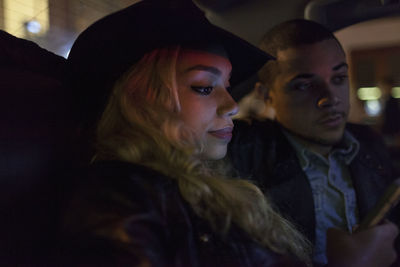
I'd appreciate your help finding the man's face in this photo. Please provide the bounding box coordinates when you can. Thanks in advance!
[269,38,349,146]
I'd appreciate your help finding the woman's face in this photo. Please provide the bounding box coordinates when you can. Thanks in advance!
[176,48,238,160]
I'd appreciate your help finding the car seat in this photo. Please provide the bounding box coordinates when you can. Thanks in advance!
[0,30,79,264]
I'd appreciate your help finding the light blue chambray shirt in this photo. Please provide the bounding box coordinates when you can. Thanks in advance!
[283,130,360,266]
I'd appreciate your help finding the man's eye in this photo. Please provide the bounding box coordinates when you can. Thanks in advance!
[332,75,348,85]
[191,86,213,95]
[294,82,312,91]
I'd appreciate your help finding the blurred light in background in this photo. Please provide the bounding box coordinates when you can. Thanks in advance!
[25,19,41,33]
[364,99,382,116]
[392,87,400,98]
[4,0,49,37]
[357,87,382,100]
[358,86,400,117]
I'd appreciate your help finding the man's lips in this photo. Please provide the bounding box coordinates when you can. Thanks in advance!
[208,127,233,140]
[318,112,345,127]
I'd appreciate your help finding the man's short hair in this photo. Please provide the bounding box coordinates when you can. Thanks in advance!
[258,19,342,87]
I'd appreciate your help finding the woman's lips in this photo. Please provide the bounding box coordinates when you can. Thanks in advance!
[208,127,233,141]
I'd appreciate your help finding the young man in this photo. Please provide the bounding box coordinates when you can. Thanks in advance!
[228,19,399,265]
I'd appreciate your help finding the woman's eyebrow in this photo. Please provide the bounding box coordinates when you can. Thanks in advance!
[185,65,222,76]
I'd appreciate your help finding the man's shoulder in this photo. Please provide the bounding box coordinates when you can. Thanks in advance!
[234,118,276,129]
[345,123,394,173]
[346,123,385,145]
[229,119,296,174]
[232,118,280,141]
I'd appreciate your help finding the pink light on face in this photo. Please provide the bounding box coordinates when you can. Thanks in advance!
[175,48,237,160]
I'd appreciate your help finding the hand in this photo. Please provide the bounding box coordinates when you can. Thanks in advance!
[326,220,398,267]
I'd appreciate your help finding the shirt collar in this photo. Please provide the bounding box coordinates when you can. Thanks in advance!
[282,129,360,171]
[334,130,360,165]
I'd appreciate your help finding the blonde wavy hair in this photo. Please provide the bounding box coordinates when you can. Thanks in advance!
[95,46,311,264]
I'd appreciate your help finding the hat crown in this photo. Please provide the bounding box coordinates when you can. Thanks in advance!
[67,0,271,125]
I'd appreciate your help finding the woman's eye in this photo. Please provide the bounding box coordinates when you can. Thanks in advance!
[191,86,214,95]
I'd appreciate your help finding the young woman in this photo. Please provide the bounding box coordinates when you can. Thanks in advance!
[60,1,397,266]
[60,1,310,266]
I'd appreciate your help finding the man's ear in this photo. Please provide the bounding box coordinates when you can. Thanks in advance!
[254,82,270,101]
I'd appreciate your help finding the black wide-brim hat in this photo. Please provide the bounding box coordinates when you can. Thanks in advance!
[67,0,273,125]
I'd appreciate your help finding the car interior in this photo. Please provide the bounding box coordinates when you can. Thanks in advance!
[1,0,400,263]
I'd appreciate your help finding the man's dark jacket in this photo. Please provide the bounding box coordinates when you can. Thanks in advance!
[228,119,398,244]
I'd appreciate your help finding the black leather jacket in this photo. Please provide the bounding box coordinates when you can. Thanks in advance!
[228,119,398,245]
[59,161,305,267]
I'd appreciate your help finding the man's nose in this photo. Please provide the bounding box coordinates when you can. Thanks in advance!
[317,84,340,109]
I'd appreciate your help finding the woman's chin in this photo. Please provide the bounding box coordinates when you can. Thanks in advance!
[200,145,227,161]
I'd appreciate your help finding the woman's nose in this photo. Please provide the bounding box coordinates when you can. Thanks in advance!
[218,90,239,117]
